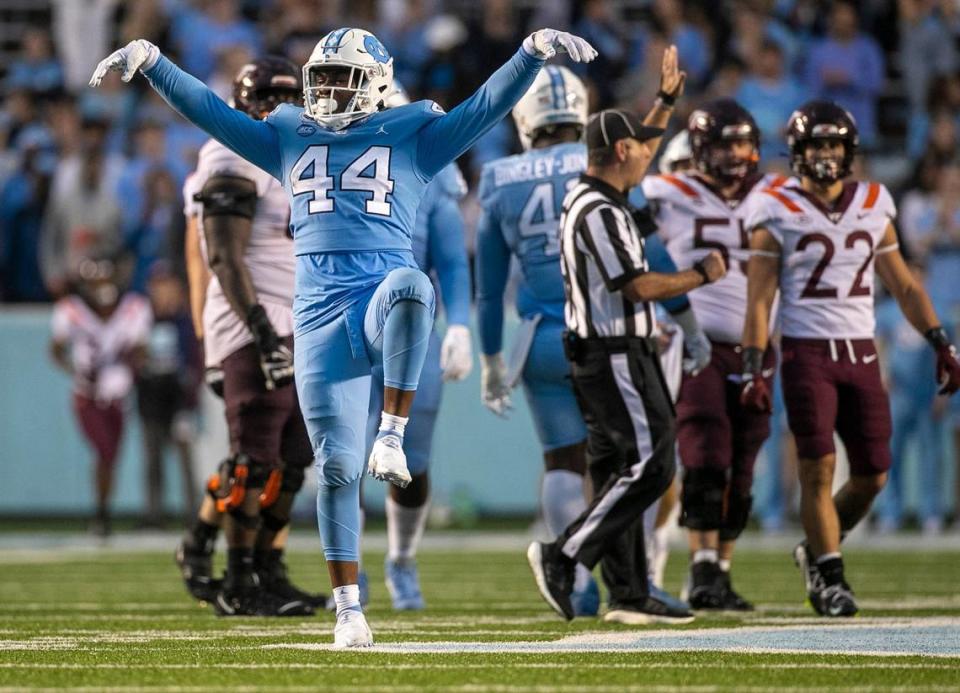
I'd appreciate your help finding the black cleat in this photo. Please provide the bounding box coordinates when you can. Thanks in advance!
[793,541,827,615]
[175,540,222,603]
[813,582,859,617]
[213,585,314,617]
[718,571,754,611]
[526,541,575,620]
[605,594,695,625]
[256,555,327,609]
[687,561,726,610]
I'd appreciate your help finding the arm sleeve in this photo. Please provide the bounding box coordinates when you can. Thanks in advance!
[428,193,471,327]
[474,207,511,356]
[416,49,543,178]
[142,56,282,180]
[644,232,691,315]
[579,205,645,291]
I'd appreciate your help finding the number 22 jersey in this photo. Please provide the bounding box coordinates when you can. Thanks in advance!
[743,181,898,340]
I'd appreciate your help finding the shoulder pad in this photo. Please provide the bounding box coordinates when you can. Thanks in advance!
[197,175,258,219]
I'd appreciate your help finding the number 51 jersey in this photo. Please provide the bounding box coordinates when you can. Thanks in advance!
[743,181,898,340]
[641,171,789,344]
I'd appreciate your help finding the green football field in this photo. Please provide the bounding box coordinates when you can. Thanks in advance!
[0,535,958,691]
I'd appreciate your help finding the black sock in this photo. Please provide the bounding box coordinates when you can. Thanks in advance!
[225,548,255,591]
[254,547,283,570]
[188,520,219,553]
[817,556,845,587]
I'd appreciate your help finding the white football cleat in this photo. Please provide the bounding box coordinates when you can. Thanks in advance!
[333,608,373,648]
[367,435,411,488]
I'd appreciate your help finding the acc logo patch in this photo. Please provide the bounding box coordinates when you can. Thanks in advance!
[297,123,317,137]
[363,35,391,64]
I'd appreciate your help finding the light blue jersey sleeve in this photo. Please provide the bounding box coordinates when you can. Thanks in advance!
[644,231,691,316]
[416,49,543,178]
[142,56,282,180]
[475,195,510,356]
[428,177,471,327]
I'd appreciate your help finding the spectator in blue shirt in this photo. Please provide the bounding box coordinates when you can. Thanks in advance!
[169,0,262,81]
[736,40,807,164]
[651,0,710,89]
[3,28,64,98]
[803,0,884,147]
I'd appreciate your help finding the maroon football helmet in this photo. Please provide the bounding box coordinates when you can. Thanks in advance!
[687,99,760,183]
[232,56,302,120]
[786,100,858,183]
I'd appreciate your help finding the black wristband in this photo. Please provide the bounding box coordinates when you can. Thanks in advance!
[692,260,711,285]
[742,346,764,375]
[925,326,950,350]
[245,304,279,354]
[656,89,676,107]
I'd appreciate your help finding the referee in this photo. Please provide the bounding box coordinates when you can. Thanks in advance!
[527,107,726,624]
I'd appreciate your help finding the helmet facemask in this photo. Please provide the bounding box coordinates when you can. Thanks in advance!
[698,132,759,184]
[798,138,850,183]
[303,61,391,130]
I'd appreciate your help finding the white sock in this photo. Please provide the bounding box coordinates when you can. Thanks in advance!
[692,548,718,565]
[378,412,408,440]
[541,470,592,592]
[718,558,731,573]
[649,525,670,588]
[541,470,586,537]
[333,584,360,615]
[386,495,429,562]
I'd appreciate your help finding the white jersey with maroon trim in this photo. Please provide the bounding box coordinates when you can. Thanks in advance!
[185,139,294,367]
[744,181,898,340]
[51,293,152,401]
[641,171,789,343]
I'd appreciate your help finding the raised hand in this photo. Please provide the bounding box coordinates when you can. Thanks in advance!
[658,44,686,101]
[523,29,598,63]
[89,39,160,87]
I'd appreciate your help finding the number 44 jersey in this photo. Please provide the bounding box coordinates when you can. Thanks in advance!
[642,171,790,344]
[743,180,898,340]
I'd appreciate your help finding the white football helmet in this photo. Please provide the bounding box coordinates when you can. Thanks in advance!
[302,27,394,130]
[512,65,588,150]
[659,130,693,173]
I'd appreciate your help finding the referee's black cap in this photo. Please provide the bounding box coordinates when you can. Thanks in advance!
[586,110,664,150]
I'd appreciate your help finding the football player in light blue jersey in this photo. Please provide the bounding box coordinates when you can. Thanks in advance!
[475,64,709,618]
[364,85,473,612]
[91,27,596,648]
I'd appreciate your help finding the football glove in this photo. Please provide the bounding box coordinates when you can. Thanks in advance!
[672,307,711,377]
[480,353,513,418]
[89,39,160,87]
[925,327,960,396]
[246,304,295,391]
[204,366,225,399]
[739,346,772,413]
[440,324,473,382]
[522,29,598,63]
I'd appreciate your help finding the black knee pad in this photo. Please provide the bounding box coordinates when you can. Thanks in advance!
[680,468,727,530]
[719,492,753,542]
[280,465,305,494]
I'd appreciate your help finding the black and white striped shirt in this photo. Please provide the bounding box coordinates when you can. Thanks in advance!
[560,174,654,339]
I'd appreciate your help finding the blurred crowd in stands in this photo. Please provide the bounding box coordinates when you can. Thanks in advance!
[0,0,957,531]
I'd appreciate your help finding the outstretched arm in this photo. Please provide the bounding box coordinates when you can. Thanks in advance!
[417,30,597,178]
[90,41,282,180]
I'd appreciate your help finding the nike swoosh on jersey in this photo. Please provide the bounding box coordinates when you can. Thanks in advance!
[862,353,878,364]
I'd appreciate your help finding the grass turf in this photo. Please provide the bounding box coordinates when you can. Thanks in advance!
[0,541,957,691]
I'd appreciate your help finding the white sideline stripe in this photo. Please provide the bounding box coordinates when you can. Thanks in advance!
[0,662,957,671]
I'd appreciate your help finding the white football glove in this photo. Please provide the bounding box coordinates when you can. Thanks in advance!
[672,307,712,377]
[522,29,598,63]
[440,324,473,382]
[89,39,160,87]
[480,353,513,418]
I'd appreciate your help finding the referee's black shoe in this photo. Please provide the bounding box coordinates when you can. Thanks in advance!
[527,541,575,620]
[604,595,696,625]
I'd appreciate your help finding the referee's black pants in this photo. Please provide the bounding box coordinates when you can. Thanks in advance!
[557,337,676,605]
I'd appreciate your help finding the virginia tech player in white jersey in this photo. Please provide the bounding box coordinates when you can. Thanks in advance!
[642,168,788,343]
[175,57,323,619]
[186,138,294,367]
[740,100,960,620]
[641,100,787,613]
